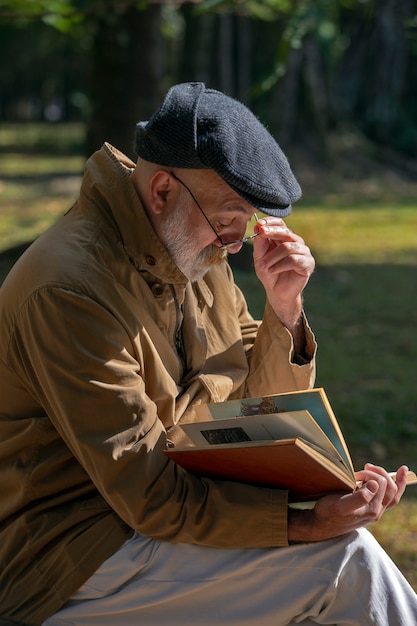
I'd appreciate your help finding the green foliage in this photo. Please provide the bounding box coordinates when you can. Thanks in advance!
[198,0,291,19]
[161,4,184,40]
[0,0,146,30]
[0,0,76,28]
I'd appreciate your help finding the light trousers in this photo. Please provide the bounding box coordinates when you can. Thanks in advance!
[43,527,417,626]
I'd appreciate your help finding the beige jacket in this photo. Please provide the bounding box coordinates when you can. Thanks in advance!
[0,144,316,625]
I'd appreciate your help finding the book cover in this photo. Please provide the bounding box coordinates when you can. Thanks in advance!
[164,388,417,500]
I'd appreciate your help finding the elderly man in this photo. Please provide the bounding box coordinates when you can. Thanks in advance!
[0,82,415,625]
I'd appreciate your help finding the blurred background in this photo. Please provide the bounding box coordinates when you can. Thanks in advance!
[1,0,417,584]
[2,0,417,161]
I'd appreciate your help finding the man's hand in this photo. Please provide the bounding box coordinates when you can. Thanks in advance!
[253,217,315,330]
[288,464,409,543]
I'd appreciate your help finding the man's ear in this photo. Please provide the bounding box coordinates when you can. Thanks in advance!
[148,170,175,215]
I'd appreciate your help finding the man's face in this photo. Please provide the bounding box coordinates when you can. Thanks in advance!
[159,171,255,282]
[159,185,228,282]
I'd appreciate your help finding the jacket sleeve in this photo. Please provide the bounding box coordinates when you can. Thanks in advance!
[231,281,317,398]
[7,286,290,549]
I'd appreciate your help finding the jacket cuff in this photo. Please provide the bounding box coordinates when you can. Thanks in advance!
[263,302,317,366]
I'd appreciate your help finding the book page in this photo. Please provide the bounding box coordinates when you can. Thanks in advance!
[181,409,350,472]
[194,388,354,474]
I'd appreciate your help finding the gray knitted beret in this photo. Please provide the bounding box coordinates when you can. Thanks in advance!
[134,82,301,217]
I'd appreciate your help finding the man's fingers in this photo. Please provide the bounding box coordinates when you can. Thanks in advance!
[346,479,381,510]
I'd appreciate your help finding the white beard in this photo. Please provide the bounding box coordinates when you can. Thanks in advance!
[159,193,227,282]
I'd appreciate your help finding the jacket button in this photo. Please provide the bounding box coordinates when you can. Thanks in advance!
[145,255,156,266]
[151,283,164,297]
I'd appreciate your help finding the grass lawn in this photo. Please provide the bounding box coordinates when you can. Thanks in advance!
[0,123,84,251]
[1,122,417,590]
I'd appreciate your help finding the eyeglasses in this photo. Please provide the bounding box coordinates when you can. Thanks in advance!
[170,171,260,250]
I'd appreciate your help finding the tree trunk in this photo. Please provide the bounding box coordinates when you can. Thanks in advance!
[218,12,234,94]
[301,36,329,161]
[177,4,216,85]
[236,14,252,104]
[337,0,415,152]
[85,4,163,160]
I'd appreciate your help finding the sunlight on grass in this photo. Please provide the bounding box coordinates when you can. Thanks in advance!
[0,177,81,249]
[370,497,417,591]
[0,122,85,250]
[286,205,417,265]
[0,153,84,176]
[0,122,85,154]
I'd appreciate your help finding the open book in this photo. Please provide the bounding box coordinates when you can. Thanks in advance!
[164,388,417,501]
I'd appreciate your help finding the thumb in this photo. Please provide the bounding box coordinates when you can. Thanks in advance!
[364,479,379,498]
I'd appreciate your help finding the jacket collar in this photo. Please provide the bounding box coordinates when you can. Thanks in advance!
[82,143,215,308]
